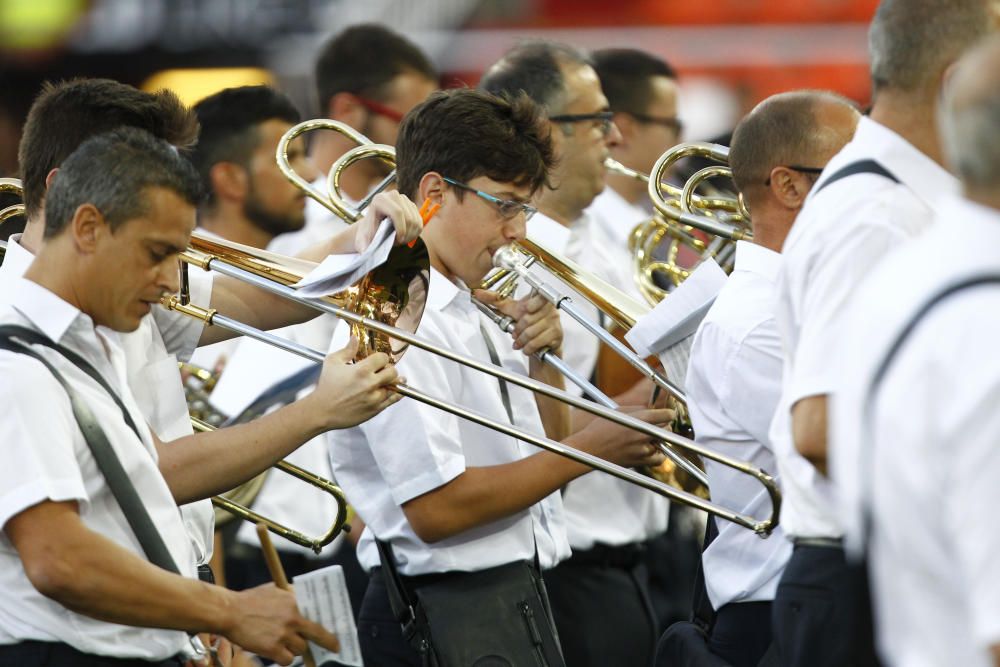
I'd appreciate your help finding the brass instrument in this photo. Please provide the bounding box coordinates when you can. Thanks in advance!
[192,416,350,554]
[1,178,25,261]
[165,236,780,535]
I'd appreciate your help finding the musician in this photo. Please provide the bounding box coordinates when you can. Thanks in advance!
[269,23,437,255]
[588,48,681,299]
[832,34,1000,667]
[0,127,339,666]
[328,88,672,667]
[2,78,422,574]
[658,91,858,667]
[767,1,993,664]
[189,85,359,601]
[481,42,669,667]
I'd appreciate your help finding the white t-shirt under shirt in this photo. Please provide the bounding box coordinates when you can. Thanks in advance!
[0,279,196,660]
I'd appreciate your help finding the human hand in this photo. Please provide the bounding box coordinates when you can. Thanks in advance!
[224,584,339,666]
[475,289,563,357]
[573,407,674,469]
[354,191,423,251]
[307,337,403,430]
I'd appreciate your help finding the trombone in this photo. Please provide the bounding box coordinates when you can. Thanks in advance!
[164,235,781,536]
[277,121,707,487]
[0,178,25,260]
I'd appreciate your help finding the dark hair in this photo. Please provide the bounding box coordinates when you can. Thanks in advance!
[591,49,677,115]
[479,41,592,113]
[315,23,437,110]
[729,90,857,195]
[18,78,199,218]
[44,127,202,239]
[191,85,301,207]
[396,89,554,201]
[869,0,992,96]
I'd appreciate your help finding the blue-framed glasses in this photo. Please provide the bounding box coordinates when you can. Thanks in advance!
[442,177,538,222]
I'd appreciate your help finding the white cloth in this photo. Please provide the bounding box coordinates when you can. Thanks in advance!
[268,174,350,257]
[0,279,196,659]
[528,212,670,549]
[769,116,959,538]
[686,241,791,608]
[328,268,570,576]
[832,196,1000,667]
[0,235,217,563]
[585,187,649,304]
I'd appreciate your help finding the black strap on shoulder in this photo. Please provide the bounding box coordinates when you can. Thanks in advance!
[859,274,1000,545]
[0,324,181,575]
[816,159,899,195]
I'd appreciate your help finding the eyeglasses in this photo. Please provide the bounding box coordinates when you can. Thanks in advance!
[548,111,615,137]
[764,165,825,186]
[628,112,684,135]
[442,177,538,222]
[355,95,405,123]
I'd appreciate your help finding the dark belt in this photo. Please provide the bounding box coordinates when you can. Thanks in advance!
[0,641,185,667]
[560,541,647,570]
[791,536,844,549]
[372,559,540,593]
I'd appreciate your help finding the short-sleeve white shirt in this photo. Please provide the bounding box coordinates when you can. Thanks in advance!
[769,116,959,538]
[527,212,670,549]
[686,241,791,608]
[328,268,570,576]
[585,187,649,304]
[0,235,217,563]
[832,196,1000,667]
[0,280,196,659]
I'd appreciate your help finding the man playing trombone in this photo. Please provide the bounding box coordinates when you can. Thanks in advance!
[0,128,346,666]
[328,88,673,666]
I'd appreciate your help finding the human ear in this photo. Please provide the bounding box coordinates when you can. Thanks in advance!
[70,203,106,253]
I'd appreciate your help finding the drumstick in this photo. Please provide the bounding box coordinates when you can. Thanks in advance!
[256,523,318,667]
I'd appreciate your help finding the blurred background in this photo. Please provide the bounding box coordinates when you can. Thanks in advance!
[1,0,880,181]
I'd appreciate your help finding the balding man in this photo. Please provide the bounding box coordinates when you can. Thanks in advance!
[768,1,995,665]
[831,34,1000,667]
[657,91,858,667]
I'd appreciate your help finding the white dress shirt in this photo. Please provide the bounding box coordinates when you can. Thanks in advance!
[527,212,670,550]
[585,186,650,305]
[0,234,216,563]
[686,241,791,609]
[831,196,1000,667]
[769,116,959,538]
[0,280,196,659]
[328,268,570,576]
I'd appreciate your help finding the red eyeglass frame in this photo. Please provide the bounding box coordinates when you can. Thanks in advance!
[354,96,405,123]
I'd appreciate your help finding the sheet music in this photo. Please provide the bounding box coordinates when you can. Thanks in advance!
[293,564,363,667]
[293,218,395,297]
[624,258,728,357]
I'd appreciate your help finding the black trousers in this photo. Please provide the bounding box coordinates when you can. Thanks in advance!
[0,641,184,667]
[772,544,878,667]
[357,569,424,667]
[544,543,658,667]
[708,601,773,667]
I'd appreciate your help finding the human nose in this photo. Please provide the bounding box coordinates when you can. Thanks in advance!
[605,120,623,147]
[505,212,527,241]
[160,259,181,296]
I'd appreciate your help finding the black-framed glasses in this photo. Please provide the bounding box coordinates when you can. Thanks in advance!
[548,111,615,136]
[628,112,684,135]
[764,165,825,185]
[442,177,538,222]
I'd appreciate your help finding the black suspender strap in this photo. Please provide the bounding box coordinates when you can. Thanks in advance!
[479,321,515,423]
[0,324,181,575]
[815,159,900,195]
[859,274,1000,545]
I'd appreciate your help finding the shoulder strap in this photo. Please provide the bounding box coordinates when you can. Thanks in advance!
[859,273,1000,545]
[0,324,180,574]
[816,159,899,195]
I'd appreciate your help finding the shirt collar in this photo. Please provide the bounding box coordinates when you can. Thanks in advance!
[426,266,469,312]
[841,116,959,211]
[733,240,781,283]
[0,233,34,281]
[10,277,95,345]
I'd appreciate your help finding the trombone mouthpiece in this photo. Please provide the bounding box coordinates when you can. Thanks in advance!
[492,244,522,271]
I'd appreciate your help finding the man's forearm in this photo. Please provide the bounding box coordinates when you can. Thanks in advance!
[529,357,570,441]
[158,396,327,504]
